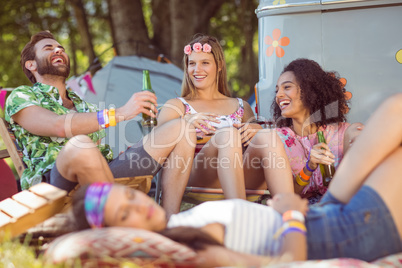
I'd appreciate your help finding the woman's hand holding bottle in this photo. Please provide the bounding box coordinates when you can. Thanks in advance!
[308,142,335,170]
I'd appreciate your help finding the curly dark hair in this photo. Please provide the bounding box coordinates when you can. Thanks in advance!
[271,58,349,128]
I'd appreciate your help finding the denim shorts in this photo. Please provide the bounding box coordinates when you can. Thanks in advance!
[306,185,402,261]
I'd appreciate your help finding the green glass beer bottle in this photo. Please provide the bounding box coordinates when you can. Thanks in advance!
[317,131,335,186]
[141,70,157,131]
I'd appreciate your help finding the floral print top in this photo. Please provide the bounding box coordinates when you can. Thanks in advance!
[5,82,113,190]
[178,97,244,156]
[275,122,350,199]
[177,97,244,131]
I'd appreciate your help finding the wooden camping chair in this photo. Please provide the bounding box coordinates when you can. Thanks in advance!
[0,118,25,178]
[154,135,271,206]
[0,182,67,239]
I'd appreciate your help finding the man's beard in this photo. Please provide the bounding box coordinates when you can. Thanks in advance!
[36,56,70,78]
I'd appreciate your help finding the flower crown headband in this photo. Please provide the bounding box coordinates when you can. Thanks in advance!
[184,42,212,55]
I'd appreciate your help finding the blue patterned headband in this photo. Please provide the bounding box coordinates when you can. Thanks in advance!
[84,182,113,228]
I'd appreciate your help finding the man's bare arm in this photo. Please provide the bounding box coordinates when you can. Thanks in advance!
[12,91,158,138]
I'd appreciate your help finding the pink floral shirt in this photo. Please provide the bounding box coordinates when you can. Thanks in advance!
[276,122,350,198]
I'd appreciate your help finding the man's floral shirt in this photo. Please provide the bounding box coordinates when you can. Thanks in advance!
[5,82,113,189]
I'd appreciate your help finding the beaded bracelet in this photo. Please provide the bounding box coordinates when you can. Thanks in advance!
[305,148,315,172]
[282,210,305,223]
[109,108,116,127]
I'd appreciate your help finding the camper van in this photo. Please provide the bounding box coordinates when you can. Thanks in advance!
[254,0,402,125]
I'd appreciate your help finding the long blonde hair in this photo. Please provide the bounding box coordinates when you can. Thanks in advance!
[181,34,231,99]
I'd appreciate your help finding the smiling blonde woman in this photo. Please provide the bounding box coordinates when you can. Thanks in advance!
[157,34,295,216]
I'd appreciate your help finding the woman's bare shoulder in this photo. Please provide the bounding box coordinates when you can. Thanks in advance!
[164,98,184,106]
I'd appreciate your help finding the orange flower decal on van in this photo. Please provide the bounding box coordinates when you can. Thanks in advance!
[329,73,352,114]
[339,77,352,114]
[265,29,290,58]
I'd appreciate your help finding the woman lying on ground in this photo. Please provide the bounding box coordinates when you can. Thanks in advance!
[157,34,294,211]
[71,93,402,266]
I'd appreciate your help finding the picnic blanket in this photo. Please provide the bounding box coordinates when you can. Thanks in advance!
[44,227,402,267]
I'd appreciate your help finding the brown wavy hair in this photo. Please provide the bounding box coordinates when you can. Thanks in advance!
[181,34,230,99]
[271,58,349,128]
[72,184,91,230]
[20,31,55,84]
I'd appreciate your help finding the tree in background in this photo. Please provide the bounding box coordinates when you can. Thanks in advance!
[68,0,96,65]
[0,1,70,86]
[0,0,258,99]
[210,0,258,100]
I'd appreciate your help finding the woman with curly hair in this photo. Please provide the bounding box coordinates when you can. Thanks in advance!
[269,58,363,203]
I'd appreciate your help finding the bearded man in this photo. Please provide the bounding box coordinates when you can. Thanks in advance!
[5,31,196,217]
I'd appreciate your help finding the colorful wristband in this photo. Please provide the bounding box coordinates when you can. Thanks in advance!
[282,210,305,223]
[281,227,307,237]
[305,148,316,172]
[300,168,311,181]
[103,109,110,129]
[109,108,116,127]
[274,221,307,239]
[98,109,110,129]
[305,162,315,173]
[286,220,307,231]
[97,110,105,126]
[295,174,309,186]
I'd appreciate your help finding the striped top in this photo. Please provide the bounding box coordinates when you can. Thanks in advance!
[167,199,283,256]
